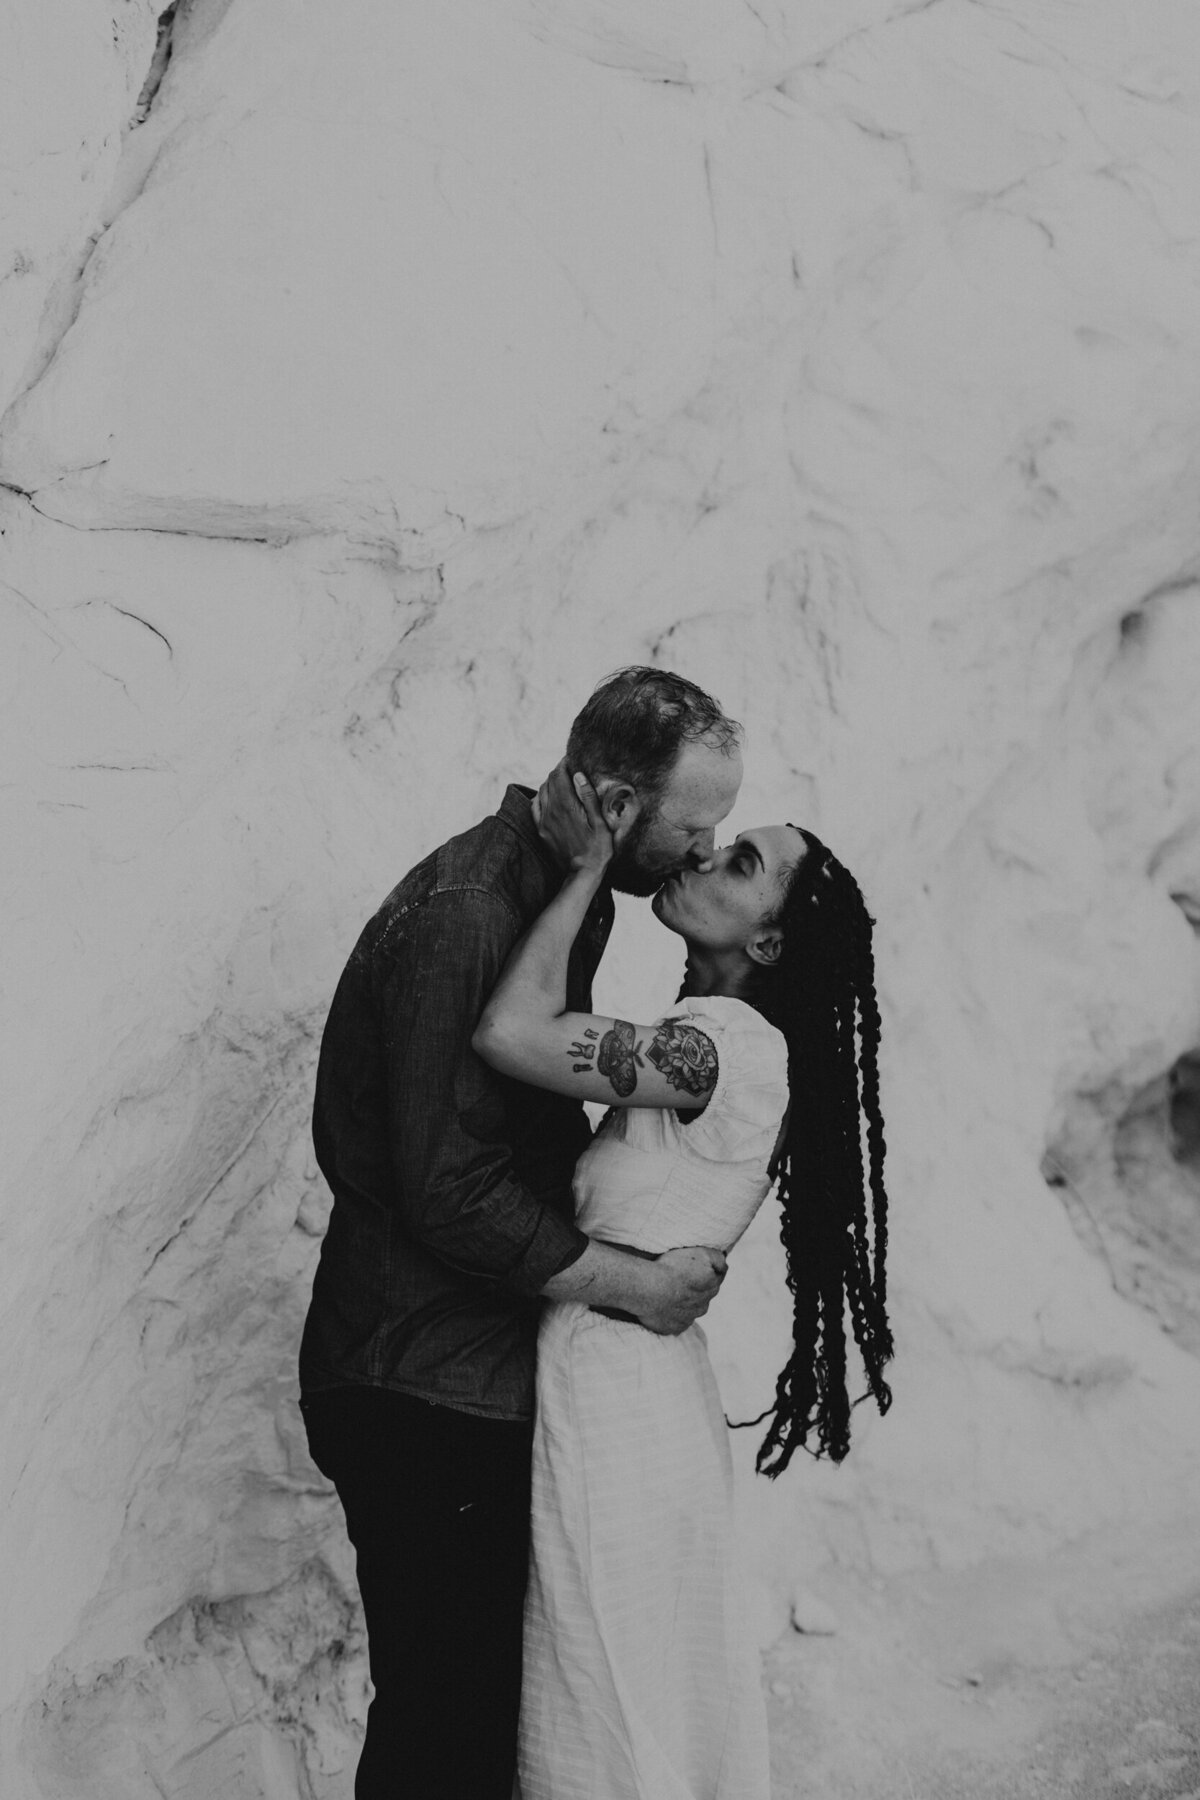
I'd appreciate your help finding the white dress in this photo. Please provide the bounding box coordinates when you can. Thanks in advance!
[518,995,789,1800]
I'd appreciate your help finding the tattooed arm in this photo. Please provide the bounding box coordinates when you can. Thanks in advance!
[473,768,719,1111]
[476,1003,719,1110]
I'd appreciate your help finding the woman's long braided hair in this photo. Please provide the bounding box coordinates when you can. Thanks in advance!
[736,828,893,1473]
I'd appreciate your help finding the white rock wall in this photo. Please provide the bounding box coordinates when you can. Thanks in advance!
[3,2,1200,1793]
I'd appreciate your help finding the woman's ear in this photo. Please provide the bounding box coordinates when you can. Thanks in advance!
[746,926,783,967]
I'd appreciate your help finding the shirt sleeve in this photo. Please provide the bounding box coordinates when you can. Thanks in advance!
[671,995,789,1165]
[376,885,589,1294]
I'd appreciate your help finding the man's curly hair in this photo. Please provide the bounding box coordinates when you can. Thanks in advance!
[566,666,742,804]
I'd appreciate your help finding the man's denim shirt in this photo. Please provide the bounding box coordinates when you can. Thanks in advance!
[299,786,612,1421]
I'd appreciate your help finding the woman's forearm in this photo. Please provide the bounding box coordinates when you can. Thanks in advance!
[477,863,606,1037]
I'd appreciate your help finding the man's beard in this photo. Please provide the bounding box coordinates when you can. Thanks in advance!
[607,810,678,897]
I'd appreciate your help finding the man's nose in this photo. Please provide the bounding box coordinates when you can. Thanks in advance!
[687,834,717,872]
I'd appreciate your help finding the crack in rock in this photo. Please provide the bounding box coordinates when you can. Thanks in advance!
[132,4,182,128]
[0,3,186,453]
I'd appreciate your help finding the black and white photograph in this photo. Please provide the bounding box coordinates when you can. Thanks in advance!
[3,4,1200,1797]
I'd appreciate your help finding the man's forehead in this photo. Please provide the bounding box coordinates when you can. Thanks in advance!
[657,743,743,824]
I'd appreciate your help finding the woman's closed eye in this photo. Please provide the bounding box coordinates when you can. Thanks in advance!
[730,836,769,877]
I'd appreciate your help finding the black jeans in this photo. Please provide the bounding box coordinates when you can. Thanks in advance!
[301,1385,534,1800]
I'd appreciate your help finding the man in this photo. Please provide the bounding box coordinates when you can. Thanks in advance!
[299,667,744,1798]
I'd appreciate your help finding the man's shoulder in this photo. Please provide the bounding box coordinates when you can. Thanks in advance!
[436,808,528,887]
[371,801,548,935]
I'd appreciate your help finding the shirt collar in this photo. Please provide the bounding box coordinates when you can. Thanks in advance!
[497,783,562,875]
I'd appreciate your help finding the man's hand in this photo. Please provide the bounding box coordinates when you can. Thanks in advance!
[533,758,613,874]
[636,1246,727,1336]
[541,1239,727,1325]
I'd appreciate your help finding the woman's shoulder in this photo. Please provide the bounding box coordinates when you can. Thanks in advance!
[674,994,787,1066]
[666,995,788,1159]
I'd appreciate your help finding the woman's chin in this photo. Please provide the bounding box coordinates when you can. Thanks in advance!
[651,882,685,935]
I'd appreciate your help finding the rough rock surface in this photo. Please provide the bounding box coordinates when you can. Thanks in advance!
[3,3,1200,1794]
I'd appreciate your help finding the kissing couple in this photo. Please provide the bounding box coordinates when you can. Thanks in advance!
[299,665,893,1799]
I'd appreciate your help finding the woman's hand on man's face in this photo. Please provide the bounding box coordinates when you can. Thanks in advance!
[535,758,614,874]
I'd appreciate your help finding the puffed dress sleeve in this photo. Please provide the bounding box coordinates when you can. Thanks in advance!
[670,994,789,1165]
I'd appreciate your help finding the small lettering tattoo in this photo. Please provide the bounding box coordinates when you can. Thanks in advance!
[597,1019,644,1097]
[646,1020,718,1097]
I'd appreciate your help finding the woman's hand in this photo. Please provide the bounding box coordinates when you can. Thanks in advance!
[534,758,613,875]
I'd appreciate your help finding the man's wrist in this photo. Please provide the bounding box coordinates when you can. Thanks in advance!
[541,1238,659,1311]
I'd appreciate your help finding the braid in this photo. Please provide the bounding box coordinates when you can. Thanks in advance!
[736,828,893,1473]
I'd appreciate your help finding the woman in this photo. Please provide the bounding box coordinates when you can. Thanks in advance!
[473,767,893,1800]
